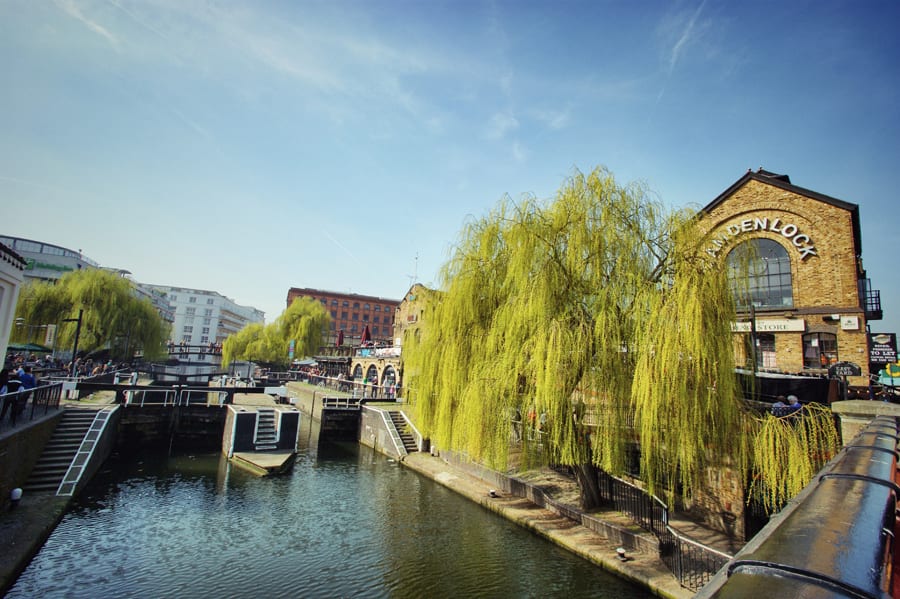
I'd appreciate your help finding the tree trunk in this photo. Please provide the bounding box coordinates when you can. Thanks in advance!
[574,461,602,510]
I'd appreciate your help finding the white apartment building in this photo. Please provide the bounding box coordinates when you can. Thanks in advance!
[144,285,264,347]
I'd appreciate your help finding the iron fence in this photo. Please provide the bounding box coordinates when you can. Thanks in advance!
[1,381,63,429]
[595,469,730,592]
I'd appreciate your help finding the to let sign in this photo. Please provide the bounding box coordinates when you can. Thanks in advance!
[829,361,862,378]
[869,333,897,364]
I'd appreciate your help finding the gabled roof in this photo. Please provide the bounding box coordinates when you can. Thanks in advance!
[701,168,862,257]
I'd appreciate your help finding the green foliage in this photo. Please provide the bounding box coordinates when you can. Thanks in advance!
[14,269,169,360]
[404,165,838,510]
[748,404,840,512]
[222,297,329,368]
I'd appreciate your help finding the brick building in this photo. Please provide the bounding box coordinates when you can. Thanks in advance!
[699,169,883,387]
[285,288,401,345]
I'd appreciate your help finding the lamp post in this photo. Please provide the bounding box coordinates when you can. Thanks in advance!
[63,309,83,374]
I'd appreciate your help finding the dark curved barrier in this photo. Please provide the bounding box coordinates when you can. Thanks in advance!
[698,416,898,598]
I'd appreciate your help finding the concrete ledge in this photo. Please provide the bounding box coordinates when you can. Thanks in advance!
[831,400,900,444]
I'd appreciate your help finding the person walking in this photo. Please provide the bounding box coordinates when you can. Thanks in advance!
[0,369,9,424]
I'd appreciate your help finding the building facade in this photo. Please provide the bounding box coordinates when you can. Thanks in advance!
[0,236,99,282]
[699,169,883,387]
[0,243,27,361]
[145,285,265,348]
[286,288,400,345]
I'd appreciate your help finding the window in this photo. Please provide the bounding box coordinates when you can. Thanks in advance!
[803,333,838,369]
[363,314,369,322]
[200,336,209,343]
[185,307,196,316]
[207,298,214,305]
[342,311,348,319]
[183,326,193,333]
[331,299,338,306]
[189,297,197,303]
[373,326,379,335]
[331,311,337,318]
[374,315,380,324]
[182,335,192,343]
[204,309,213,316]
[343,301,349,307]
[352,313,359,321]
[364,303,370,310]
[203,318,211,325]
[375,305,381,312]
[756,333,777,369]
[202,327,210,334]
[727,238,793,309]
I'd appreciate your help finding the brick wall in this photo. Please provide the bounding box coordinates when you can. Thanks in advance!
[699,177,870,380]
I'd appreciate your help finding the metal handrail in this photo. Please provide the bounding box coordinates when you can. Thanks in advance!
[1,382,63,428]
[375,409,407,457]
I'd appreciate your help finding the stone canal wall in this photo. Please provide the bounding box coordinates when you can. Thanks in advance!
[0,411,62,511]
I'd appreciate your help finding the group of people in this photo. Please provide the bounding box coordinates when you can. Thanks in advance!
[0,363,38,426]
[771,394,802,416]
[166,341,223,355]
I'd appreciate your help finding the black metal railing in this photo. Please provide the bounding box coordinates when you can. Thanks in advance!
[597,470,668,535]
[860,278,883,320]
[659,527,732,592]
[595,469,730,591]
[0,381,63,429]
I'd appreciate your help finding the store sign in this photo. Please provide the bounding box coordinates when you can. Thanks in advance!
[869,333,897,364]
[828,361,862,377]
[706,215,817,260]
[25,258,75,273]
[840,315,859,330]
[731,318,807,333]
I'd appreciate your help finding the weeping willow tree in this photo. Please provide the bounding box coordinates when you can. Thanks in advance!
[404,165,840,511]
[13,269,169,360]
[222,296,329,369]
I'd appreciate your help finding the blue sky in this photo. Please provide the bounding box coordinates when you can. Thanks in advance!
[2,0,899,335]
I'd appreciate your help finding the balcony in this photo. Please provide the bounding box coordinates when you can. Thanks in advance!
[860,278,883,321]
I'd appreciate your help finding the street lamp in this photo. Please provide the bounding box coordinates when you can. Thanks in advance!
[63,309,83,373]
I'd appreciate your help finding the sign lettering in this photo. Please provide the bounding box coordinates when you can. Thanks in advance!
[707,215,817,260]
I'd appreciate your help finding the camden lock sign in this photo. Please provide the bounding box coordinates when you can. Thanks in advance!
[706,215,817,260]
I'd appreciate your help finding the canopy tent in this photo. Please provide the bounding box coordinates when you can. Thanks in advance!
[6,342,53,353]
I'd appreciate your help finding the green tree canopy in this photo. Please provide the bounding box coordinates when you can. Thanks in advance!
[14,269,169,361]
[222,297,329,368]
[404,166,838,510]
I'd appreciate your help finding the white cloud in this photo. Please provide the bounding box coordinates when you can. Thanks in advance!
[54,0,119,48]
[664,0,708,75]
[511,141,527,163]
[486,111,519,140]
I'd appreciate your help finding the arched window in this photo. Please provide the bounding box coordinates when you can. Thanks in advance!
[803,333,838,369]
[726,238,793,309]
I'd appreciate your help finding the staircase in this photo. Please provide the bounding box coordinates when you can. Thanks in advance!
[254,408,278,451]
[24,407,98,495]
[388,411,418,453]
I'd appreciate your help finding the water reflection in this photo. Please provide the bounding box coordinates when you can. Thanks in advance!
[7,420,650,598]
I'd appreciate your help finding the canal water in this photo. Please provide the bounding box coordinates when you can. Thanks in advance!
[7,423,651,598]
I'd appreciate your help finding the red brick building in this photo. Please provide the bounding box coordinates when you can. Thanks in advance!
[285,287,401,345]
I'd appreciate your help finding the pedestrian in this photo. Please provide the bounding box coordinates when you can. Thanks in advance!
[0,369,10,423]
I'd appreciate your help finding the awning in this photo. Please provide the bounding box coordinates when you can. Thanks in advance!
[7,342,53,353]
